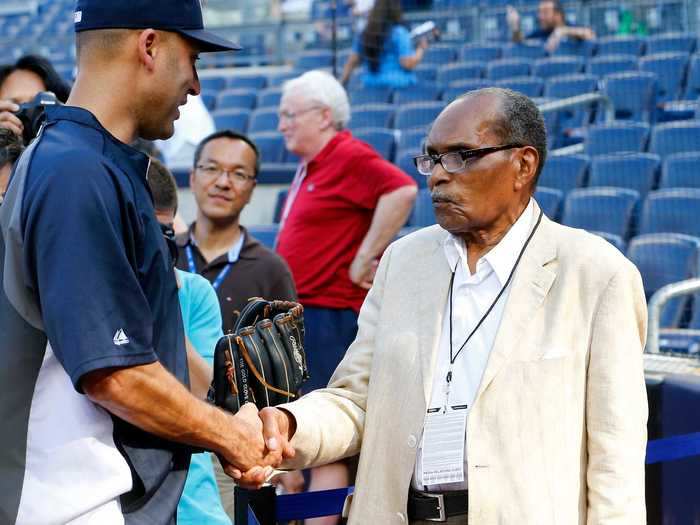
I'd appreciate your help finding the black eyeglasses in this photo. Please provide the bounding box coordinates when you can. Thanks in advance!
[413,144,523,176]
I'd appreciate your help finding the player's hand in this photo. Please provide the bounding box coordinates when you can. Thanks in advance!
[0,100,23,137]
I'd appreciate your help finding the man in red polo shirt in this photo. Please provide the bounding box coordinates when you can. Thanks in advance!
[276,70,416,521]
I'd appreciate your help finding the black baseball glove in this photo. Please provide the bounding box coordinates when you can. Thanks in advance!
[209,298,309,413]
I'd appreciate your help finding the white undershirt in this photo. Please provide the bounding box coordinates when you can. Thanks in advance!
[413,199,536,491]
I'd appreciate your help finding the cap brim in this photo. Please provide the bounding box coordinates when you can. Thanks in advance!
[177,29,241,52]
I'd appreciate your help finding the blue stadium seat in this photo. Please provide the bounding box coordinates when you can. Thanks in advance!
[534,186,563,220]
[584,121,650,155]
[495,76,544,97]
[353,128,396,161]
[592,231,626,252]
[295,50,334,70]
[645,32,697,55]
[200,76,227,92]
[544,74,598,130]
[562,187,640,239]
[442,79,491,99]
[551,39,595,58]
[212,109,250,132]
[258,163,297,184]
[409,189,437,227]
[415,64,439,83]
[587,54,638,77]
[257,88,283,109]
[267,72,298,87]
[394,102,444,130]
[349,87,393,104]
[640,52,689,103]
[596,35,645,56]
[588,153,659,198]
[228,75,267,90]
[502,42,546,60]
[350,103,394,129]
[627,233,700,327]
[246,225,279,249]
[640,188,700,237]
[393,83,443,104]
[249,132,286,163]
[422,44,459,65]
[649,121,700,160]
[216,89,257,110]
[487,59,532,81]
[533,57,585,79]
[437,62,484,85]
[660,152,700,189]
[248,108,280,133]
[601,72,656,122]
[397,129,426,152]
[395,149,425,188]
[273,190,288,224]
[683,54,700,99]
[460,43,502,62]
[199,90,218,111]
[538,154,589,193]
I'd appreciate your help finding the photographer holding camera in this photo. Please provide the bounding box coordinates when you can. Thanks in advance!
[0,55,70,142]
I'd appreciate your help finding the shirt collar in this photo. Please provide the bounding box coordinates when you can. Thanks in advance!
[183,222,248,264]
[443,198,535,286]
[44,105,150,178]
[307,130,351,168]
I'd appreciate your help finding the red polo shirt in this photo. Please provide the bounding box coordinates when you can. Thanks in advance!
[276,130,416,312]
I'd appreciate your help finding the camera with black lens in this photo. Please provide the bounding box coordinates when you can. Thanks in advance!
[15,91,59,145]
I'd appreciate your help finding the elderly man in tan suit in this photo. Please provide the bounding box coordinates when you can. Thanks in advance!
[249,87,648,524]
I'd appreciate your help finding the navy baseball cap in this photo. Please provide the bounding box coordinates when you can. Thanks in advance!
[73,0,241,52]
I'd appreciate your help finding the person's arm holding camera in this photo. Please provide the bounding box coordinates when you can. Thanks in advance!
[0,100,24,137]
[398,36,428,71]
[507,6,524,43]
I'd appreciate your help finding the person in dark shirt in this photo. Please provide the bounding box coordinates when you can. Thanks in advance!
[175,130,297,335]
[507,0,595,52]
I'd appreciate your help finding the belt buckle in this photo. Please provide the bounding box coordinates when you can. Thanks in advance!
[424,492,446,522]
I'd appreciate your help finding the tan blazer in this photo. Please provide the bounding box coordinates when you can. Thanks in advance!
[283,206,648,525]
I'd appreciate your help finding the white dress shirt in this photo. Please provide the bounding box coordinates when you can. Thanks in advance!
[413,198,536,491]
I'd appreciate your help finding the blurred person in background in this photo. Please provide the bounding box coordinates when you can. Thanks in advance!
[0,127,24,200]
[276,69,416,524]
[340,0,429,89]
[0,54,71,138]
[147,158,232,525]
[507,0,595,53]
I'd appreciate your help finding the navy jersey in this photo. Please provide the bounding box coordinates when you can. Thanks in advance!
[0,105,190,524]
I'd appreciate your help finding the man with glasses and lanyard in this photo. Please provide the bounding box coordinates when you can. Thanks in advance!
[253,87,648,524]
[176,130,296,336]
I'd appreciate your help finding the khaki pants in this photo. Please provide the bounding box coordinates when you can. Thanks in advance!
[211,453,236,521]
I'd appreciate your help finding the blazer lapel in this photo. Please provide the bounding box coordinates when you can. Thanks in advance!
[474,214,558,401]
[415,228,453,403]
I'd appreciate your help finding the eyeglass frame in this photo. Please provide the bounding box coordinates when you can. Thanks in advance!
[413,144,525,176]
[278,105,325,122]
[195,163,257,184]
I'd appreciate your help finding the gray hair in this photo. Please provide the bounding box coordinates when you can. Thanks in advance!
[460,87,548,185]
[282,70,351,130]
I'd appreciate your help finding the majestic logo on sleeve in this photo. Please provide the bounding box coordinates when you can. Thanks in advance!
[113,329,130,346]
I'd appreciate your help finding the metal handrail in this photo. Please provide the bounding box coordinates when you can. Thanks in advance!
[647,278,700,354]
[538,93,615,122]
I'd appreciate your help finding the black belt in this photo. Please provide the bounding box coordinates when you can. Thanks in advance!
[407,488,469,522]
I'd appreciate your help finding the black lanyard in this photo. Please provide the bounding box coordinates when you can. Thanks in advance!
[446,209,544,385]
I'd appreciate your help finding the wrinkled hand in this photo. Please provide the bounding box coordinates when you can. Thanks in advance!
[506,6,520,32]
[0,100,23,137]
[235,407,297,489]
[218,403,282,486]
[349,253,379,290]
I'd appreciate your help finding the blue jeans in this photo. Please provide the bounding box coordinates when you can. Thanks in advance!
[302,306,359,393]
